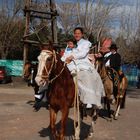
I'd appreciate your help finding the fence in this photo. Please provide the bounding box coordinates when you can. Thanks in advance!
[0,60,23,76]
[121,65,140,87]
[0,60,139,86]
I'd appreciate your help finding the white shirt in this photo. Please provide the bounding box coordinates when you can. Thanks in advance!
[73,38,91,59]
[104,52,112,67]
[72,38,93,71]
[61,38,93,71]
[61,46,73,62]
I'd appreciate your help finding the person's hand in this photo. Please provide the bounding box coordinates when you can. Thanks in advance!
[94,53,103,58]
[65,55,74,63]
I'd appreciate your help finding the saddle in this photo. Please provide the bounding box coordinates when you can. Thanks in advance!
[106,67,120,87]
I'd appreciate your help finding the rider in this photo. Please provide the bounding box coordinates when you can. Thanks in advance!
[63,27,105,111]
[61,38,77,75]
[104,43,121,72]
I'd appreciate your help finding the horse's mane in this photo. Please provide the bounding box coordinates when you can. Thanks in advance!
[96,57,107,79]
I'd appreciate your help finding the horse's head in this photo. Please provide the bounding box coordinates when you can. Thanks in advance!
[23,62,38,85]
[35,47,57,86]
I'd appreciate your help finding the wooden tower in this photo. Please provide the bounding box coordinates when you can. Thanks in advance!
[23,0,58,65]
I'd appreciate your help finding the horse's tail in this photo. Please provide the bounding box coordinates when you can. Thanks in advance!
[119,75,128,109]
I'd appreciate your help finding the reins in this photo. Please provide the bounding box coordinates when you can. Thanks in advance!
[72,60,80,140]
[48,62,66,84]
[39,50,66,84]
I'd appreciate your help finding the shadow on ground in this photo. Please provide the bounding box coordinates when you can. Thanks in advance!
[38,117,92,140]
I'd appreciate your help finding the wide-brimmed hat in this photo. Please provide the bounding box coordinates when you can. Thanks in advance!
[110,44,118,50]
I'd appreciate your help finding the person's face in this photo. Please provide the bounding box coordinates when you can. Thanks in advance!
[74,29,83,41]
[110,49,116,53]
[67,41,74,48]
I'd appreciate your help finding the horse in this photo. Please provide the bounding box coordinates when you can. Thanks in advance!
[96,57,128,120]
[35,45,98,140]
[23,61,51,112]
[23,62,39,103]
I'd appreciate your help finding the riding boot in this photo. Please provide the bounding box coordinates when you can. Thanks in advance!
[83,104,87,118]
[33,98,42,112]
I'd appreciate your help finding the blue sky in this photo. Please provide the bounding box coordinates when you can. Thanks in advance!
[0,0,139,37]
[0,0,138,5]
[0,0,138,8]
[58,0,138,6]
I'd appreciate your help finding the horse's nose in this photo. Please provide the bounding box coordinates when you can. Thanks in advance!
[35,76,44,86]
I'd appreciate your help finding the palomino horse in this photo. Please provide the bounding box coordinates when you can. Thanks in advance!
[35,45,98,140]
[96,58,128,120]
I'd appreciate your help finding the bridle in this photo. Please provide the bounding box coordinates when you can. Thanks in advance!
[37,50,66,84]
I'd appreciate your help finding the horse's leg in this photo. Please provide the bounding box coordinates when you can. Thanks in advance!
[50,108,57,139]
[114,98,121,120]
[104,96,107,110]
[114,86,121,120]
[106,97,112,121]
[121,90,126,109]
[59,107,69,140]
[120,78,127,109]
[88,107,98,138]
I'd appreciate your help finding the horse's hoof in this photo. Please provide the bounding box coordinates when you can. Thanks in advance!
[107,118,112,122]
[114,116,118,120]
[88,132,94,138]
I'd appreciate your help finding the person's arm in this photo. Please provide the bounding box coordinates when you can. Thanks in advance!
[72,41,91,59]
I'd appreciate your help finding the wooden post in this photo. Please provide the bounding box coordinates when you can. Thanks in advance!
[50,0,58,44]
[23,0,31,66]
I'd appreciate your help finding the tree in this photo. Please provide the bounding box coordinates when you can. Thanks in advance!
[0,0,24,59]
[116,0,140,64]
[76,0,118,40]
[57,2,77,34]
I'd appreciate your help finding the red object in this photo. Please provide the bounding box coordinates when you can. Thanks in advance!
[0,66,11,84]
[0,67,6,81]
[100,38,112,53]
[60,50,65,57]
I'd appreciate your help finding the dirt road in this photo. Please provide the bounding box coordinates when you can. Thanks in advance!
[0,79,140,140]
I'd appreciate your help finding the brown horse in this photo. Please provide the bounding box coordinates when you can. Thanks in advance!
[35,46,75,140]
[96,58,128,120]
[35,45,98,140]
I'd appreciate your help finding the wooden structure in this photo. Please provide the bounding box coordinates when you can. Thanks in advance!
[23,0,58,65]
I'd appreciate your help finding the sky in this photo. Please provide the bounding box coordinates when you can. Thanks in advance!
[0,0,138,11]
[0,0,139,37]
[58,0,139,6]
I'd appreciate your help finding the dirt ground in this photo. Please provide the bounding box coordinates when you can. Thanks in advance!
[0,77,140,140]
